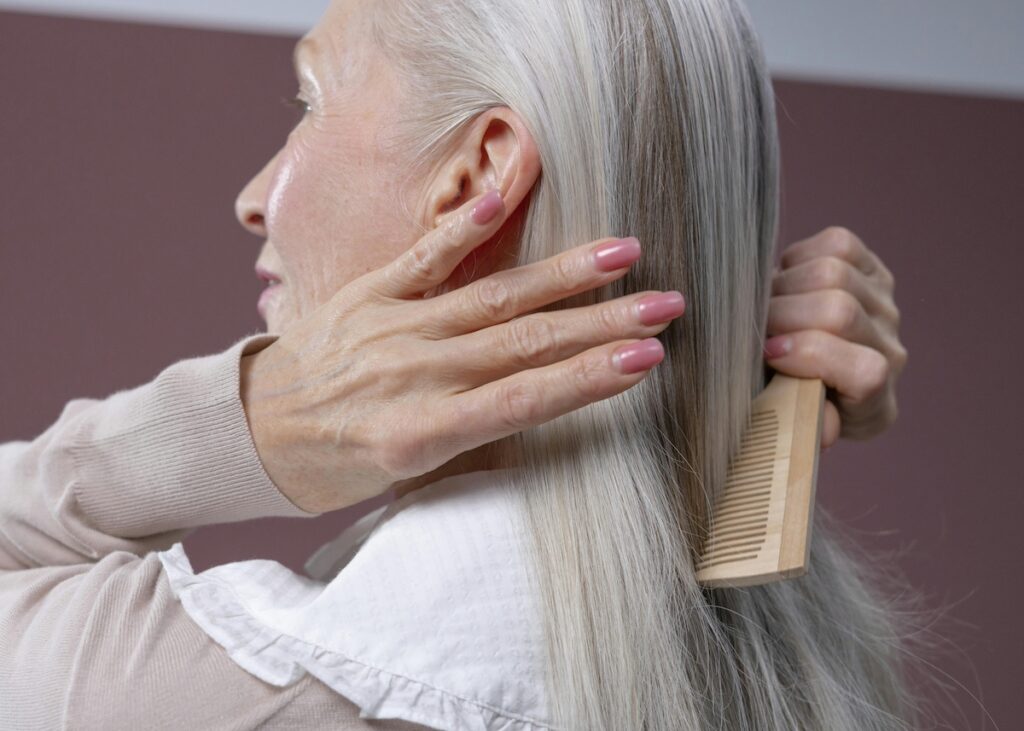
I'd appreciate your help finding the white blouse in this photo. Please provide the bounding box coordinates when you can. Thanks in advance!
[156,468,554,731]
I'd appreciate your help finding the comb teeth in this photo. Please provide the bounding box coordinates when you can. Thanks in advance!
[695,411,777,571]
[696,376,825,588]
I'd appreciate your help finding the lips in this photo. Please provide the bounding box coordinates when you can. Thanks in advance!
[255,264,283,321]
[255,264,282,286]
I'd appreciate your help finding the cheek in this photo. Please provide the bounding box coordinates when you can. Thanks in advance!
[265,126,424,314]
[266,140,321,247]
[265,136,351,306]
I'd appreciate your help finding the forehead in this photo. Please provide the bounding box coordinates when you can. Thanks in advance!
[305,0,369,55]
[319,0,361,33]
[297,0,377,79]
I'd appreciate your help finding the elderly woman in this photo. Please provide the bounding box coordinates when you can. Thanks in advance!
[0,0,911,729]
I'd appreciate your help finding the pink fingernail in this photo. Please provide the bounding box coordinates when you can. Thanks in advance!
[471,189,503,225]
[593,237,641,272]
[612,338,664,374]
[636,291,686,325]
[763,335,792,359]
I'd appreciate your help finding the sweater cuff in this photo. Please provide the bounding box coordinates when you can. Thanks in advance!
[68,332,320,540]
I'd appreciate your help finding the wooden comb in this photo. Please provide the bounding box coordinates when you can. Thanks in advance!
[695,375,826,588]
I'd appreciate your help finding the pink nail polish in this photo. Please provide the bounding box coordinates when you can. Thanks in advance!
[636,291,686,325]
[763,335,792,360]
[471,190,503,225]
[593,237,641,272]
[612,338,664,374]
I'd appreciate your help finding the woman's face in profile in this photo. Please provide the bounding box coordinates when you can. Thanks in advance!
[234,0,419,336]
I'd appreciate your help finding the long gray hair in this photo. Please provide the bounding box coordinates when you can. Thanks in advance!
[372,0,935,728]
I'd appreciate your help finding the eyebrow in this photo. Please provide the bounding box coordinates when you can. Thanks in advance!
[292,37,319,76]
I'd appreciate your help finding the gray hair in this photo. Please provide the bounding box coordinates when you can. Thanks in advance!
[372,0,938,728]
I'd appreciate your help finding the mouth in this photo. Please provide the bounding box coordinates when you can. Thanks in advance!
[255,264,283,287]
[255,264,283,320]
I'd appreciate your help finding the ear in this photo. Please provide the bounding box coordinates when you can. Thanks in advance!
[420,106,541,285]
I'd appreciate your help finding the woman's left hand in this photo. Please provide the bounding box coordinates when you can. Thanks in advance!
[762,226,908,450]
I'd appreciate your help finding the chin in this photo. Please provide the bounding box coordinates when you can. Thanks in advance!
[259,313,279,336]
[262,303,286,336]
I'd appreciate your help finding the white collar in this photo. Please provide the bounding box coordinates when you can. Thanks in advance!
[158,468,553,730]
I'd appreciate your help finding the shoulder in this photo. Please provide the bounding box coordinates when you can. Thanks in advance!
[62,551,432,730]
[153,469,554,730]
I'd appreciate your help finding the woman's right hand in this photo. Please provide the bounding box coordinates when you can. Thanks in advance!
[239,189,686,513]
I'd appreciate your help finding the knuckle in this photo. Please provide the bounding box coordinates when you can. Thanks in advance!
[823,224,853,239]
[812,256,850,290]
[824,289,862,333]
[498,380,545,429]
[877,301,901,328]
[551,253,580,291]
[404,242,438,282]
[857,350,890,399]
[892,344,909,372]
[470,277,515,321]
[823,225,856,255]
[441,213,468,244]
[595,302,625,336]
[877,262,896,288]
[568,352,608,401]
[506,316,559,365]
[791,330,823,364]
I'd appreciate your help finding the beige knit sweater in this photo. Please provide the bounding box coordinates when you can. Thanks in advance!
[0,332,430,730]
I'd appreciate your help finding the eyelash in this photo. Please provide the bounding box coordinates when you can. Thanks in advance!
[281,95,311,118]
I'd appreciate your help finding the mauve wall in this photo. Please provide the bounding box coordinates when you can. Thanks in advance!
[1,11,1019,729]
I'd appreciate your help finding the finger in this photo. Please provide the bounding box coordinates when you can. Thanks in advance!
[368,189,507,299]
[422,236,643,338]
[443,337,664,453]
[763,329,890,407]
[767,289,887,355]
[779,226,884,280]
[771,255,897,321]
[820,400,841,450]
[439,289,684,388]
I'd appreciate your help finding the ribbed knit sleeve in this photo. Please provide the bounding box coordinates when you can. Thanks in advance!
[0,551,432,730]
[0,336,433,729]
[0,332,318,571]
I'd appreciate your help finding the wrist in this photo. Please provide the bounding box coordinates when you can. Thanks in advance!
[239,347,323,515]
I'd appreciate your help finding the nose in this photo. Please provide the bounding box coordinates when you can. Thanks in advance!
[234,152,279,237]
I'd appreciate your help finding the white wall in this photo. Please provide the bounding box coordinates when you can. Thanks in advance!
[0,0,1021,99]
[0,0,331,35]
[744,0,1024,100]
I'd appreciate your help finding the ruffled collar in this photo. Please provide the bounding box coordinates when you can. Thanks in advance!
[157,468,553,730]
